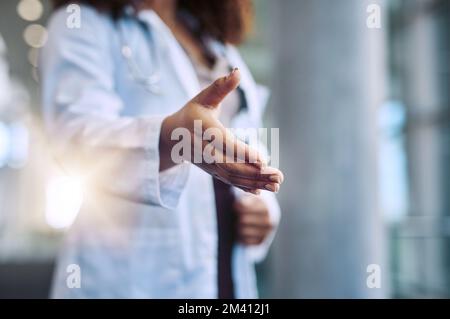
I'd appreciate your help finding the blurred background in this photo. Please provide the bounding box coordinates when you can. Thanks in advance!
[0,0,449,298]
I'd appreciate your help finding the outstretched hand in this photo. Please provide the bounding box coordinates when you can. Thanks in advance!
[160,68,283,194]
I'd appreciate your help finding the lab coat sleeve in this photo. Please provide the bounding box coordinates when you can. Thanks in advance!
[40,7,189,209]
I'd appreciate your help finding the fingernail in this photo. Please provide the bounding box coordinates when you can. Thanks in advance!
[265,184,276,192]
[269,175,280,183]
[227,67,239,79]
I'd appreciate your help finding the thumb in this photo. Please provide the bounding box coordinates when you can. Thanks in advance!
[192,68,241,107]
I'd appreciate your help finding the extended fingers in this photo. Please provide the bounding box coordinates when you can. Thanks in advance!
[219,162,279,182]
[223,130,263,167]
[230,176,280,193]
[216,165,280,192]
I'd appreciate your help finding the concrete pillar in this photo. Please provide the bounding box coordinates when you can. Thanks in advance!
[267,0,387,298]
[396,0,450,297]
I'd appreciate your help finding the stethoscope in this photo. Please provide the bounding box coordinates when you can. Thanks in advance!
[118,20,163,95]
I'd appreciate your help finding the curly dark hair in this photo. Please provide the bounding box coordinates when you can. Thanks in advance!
[51,0,253,45]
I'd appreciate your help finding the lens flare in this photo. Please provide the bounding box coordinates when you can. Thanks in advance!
[45,176,84,229]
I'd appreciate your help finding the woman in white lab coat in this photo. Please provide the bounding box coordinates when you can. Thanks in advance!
[41,0,283,298]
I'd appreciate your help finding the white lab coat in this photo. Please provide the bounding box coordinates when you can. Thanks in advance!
[41,6,280,299]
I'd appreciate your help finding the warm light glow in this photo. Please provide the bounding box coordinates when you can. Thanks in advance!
[23,24,47,48]
[45,176,84,229]
[17,0,44,22]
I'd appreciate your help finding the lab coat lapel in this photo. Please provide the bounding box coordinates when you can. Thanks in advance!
[224,46,262,128]
[137,10,200,99]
